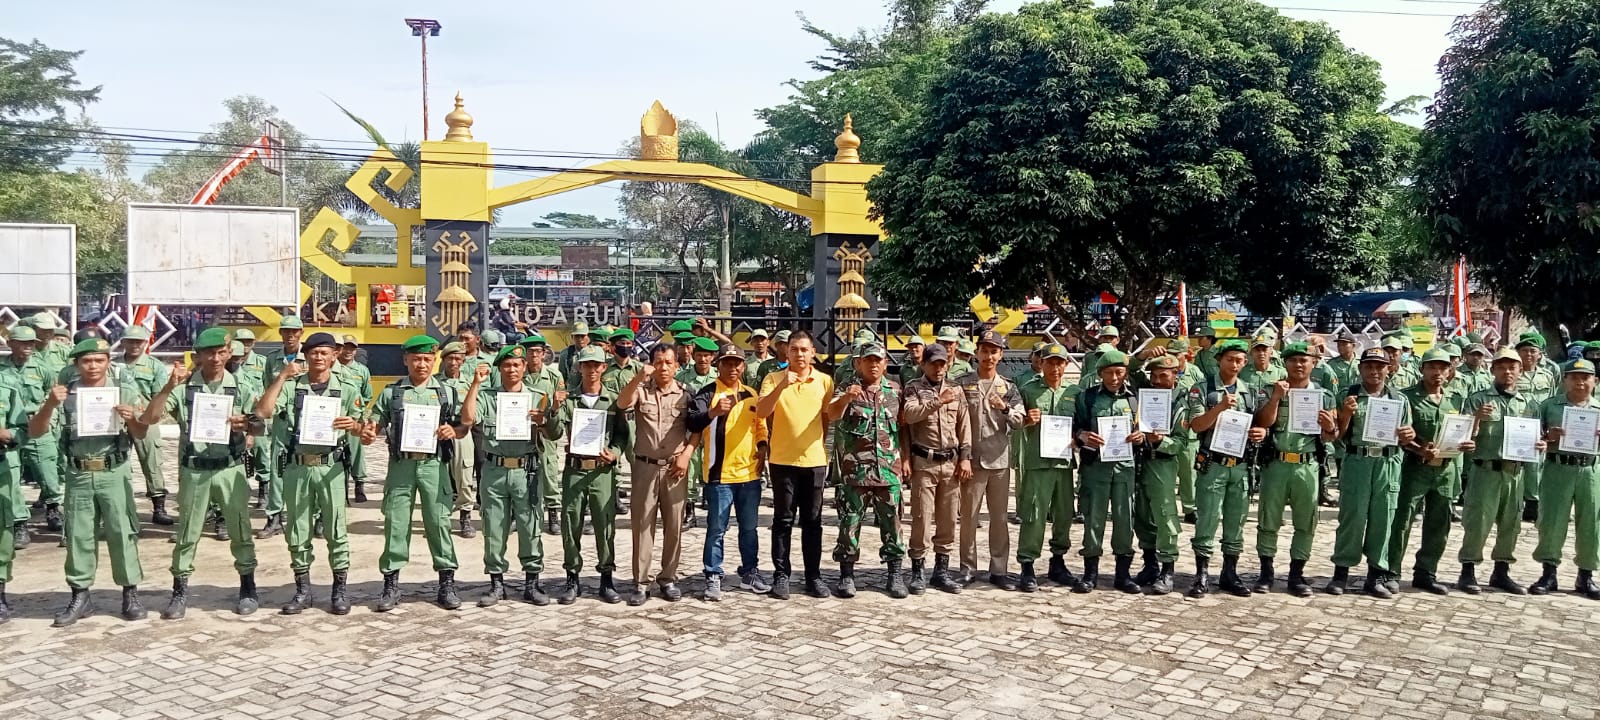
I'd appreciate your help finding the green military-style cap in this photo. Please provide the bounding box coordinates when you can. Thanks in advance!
[1096,349,1129,370]
[440,341,466,356]
[670,331,692,343]
[234,328,256,341]
[1096,342,1115,354]
[1031,341,1047,355]
[1144,354,1179,372]
[194,327,229,350]
[853,328,879,344]
[1041,343,1070,361]
[691,336,719,353]
[1215,339,1249,356]
[69,337,112,359]
[482,329,505,347]
[27,312,61,331]
[773,330,792,343]
[519,332,547,347]
[936,326,961,343]
[122,325,151,342]
[1419,347,1453,365]
[1491,347,1521,365]
[1515,333,1544,349]
[1280,341,1313,359]
[611,328,636,342]
[1380,336,1405,350]
[1442,343,1462,358]
[856,341,889,359]
[1251,335,1274,349]
[667,319,695,333]
[279,315,304,330]
[576,346,608,364]
[402,335,440,354]
[8,325,38,342]
[750,329,769,339]
[1194,326,1216,338]
[1098,325,1120,338]
[572,321,590,335]
[958,339,976,355]
[589,327,611,340]
[1465,343,1490,356]
[495,345,526,365]
[1564,359,1596,376]
[1450,335,1469,349]
[229,340,246,355]
[905,335,926,347]
[1167,337,1190,353]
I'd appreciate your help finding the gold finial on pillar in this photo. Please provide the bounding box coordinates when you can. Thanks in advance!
[833,114,861,163]
[444,92,474,142]
[640,100,680,161]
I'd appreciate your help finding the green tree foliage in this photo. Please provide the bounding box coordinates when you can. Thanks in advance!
[0,38,100,174]
[1415,0,1600,336]
[868,0,1404,331]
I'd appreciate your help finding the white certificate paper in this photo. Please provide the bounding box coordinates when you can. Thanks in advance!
[1289,389,1323,436]
[569,407,608,457]
[1436,414,1475,458]
[400,404,441,453]
[497,392,533,441]
[1099,415,1134,461]
[1209,409,1252,458]
[1559,407,1600,455]
[1039,415,1074,459]
[1502,416,1541,462]
[297,395,341,447]
[1362,397,1404,446]
[75,387,121,437]
[1138,389,1172,434]
[189,392,233,444]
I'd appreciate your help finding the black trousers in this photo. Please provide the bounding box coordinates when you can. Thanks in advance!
[770,464,828,578]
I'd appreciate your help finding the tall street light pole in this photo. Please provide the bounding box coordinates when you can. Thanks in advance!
[404,18,443,140]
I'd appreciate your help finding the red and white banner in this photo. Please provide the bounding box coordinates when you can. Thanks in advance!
[1452,257,1470,332]
[1177,282,1189,337]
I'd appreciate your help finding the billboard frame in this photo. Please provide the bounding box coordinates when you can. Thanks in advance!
[125,202,301,308]
[0,222,78,330]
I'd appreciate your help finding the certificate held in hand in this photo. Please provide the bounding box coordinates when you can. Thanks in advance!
[1559,406,1600,456]
[75,387,121,438]
[1038,416,1073,460]
[497,392,533,441]
[189,392,233,444]
[1138,389,1172,434]
[569,408,609,457]
[297,395,341,447]
[1362,397,1404,446]
[1209,409,1252,458]
[400,404,442,454]
[1501,416,1540,462]
[1288,389,1322,435]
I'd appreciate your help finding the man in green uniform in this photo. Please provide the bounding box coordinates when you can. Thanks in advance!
[1185,339,1260,597]
[546,345,628,604]
[1018,343,1080,591]
[676,337,719,528]
[28,312,70,371]
[1329,348,1416,597]
[235,329,269,377]
[233,330,269,493]
[754,330,791,385]
[1253,342,1338,597]
[456,323,493,380]
[4,326,60,540]
[1530,359,1600,598]
[1386,349,1467,596]
[1078,326,1121,389]
[601,328,644,515]
[1133,355,1187,595]
[1165,338,1205,524]
[337,335,373,504]
[1240,335,1288,388]
[363,335,482,611]
[1457,348,1542,595]
[519,332,566,535]
[956,339,977,378]
[1516,333,1558,520]
[1193,326,1220,381]
[141,328,261,618]
[898,335,926,386]
[825,342,909,599]
[257,315,306,539]
[32,338,151,626]
[1456,343,1493,397]
[834,328,879,388]
[1381,336,1419,390]
[115,325,173,526]
[743,329,774,389]
[257,332,363,615]
[0,378,26,622]
[1073,349,1141,593]
[558,321,593,391]
[468,344,554,607]
[1323,330,1362,394]
[438,342,479,538]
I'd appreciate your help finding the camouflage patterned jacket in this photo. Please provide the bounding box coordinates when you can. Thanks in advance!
[832,376,903,489]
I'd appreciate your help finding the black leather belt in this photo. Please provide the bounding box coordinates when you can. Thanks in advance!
[1472,459,1521,472]
[183,456,234,470]
[68,452,128,471]
[1352,446,1399,458]
[567,457,606,471]
[1554,453,1598,467]
[636,455,671,466]
[292,453,332,466]
[487,454,528,469]
[1277,451,1316,465]
[1199,453,1242,468]
[911,444,959,462]
[398,451,434,461]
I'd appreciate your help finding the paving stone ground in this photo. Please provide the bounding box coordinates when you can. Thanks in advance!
[2,436,1599,719]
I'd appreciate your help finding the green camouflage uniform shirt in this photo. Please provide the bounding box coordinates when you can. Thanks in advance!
[832,376,903,489]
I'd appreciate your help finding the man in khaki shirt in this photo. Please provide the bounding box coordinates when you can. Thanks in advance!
[617,345,696,606]
[954,330,1027,588]
[901,343,973,594]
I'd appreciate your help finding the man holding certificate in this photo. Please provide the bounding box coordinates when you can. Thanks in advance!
[1252,342,1338,598]
[256,314,306,541]
[1132,355,1189,595]
[1529,359,1600,599]
[140,328,264,619]
[518,333,567,536]
[1185,339,1262,598]
[1386,349,1469,596]
[546,345,630,604]
[362,335,482,612]
[1018,343,1081,592]
[1072,349,1142,594]
[29,338,150,627]
[1455,347,1543,595]
[901,343,972,595]
[1329,347,1415,597]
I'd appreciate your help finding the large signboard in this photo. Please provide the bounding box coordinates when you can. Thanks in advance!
[0,223,76,308]
[126,203,300,306]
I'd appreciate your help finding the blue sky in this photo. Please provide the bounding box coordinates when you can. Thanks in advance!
[15,0,1468,225]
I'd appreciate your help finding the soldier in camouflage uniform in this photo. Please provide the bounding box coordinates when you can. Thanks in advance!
[825,342,909,599]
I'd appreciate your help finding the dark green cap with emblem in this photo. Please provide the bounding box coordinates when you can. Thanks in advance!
[495,345,526,365]
[610,328,636,342]
[1280,341,1313,359]
[691,337,719,353]
[1041,343,1069,361]
[1564,359,1596,375]
[1215,339,1249,355]
[8,326,37,342]
[519,332,547,347]
[667,319,695,333]
[1419,348,1452,365]
[1095,349,1129,370]
[402,335,440,354]
[194,327,230,350]
[69,337,112,359]
[1144,354,1179,372]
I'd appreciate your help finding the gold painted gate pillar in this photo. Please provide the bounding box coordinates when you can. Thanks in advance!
[421,93,492,339]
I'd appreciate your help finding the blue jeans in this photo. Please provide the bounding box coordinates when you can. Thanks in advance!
[703,481,763,576]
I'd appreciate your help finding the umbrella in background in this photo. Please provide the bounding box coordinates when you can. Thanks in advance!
[1373,299,1431,317]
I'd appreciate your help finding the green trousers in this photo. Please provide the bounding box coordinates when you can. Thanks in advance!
[22,430,62,508]
[4,454,23,525]
[539,438,560,511]
[1135,456,1181,562]
[285,459,350,573]
[481,463,544,575]
[1459,463,1523,565]
[1177,441,1197,515]
[262,431,286,515]
[170,464,256,578]
[1016,467,1073,563]
[833,483,904,564]
[349,441,367,483]
[134,432,166,499]
[63,460,143,589]
[1192,460,1249,560]
[1388,460,1455,579]
[1533,461,1600,570]
[1524,454,1544,501]
[1331,453,1401,570]
[0,459,13,583]
[686,449,704,504]
[561,467,618,573]
[379,457,458,573]
[1257,460,1319,562]
[1079,461,1135,558]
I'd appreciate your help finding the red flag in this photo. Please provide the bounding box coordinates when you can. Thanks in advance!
[1177,282,1189,337]
[1452,257,1470,333]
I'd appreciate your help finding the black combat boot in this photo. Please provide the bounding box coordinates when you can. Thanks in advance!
[930,555,961,594]
[121,586,147,621]
[1047,554,1078,586]
[210,507,228,541]
[907,559,927,595]
[1412,571,1449,596]
[353,481,368,504]
[1457,563,1482,594]
[598,572,621,604]
[1113,555,1140,594]
[1073,556,1099,594]
[53,587,93,627]
[555,572,580,605]
[1187,556,1211,598]
[254,513,283,539]
[1149,562,1175,596]
[0,582,9,624]
[1219,555,1252,597]
[330,571,352,615]
[13,521,29,549]
[256,481,267,509]
[44,503,62,532]
[313,516,324,539]
[1324,565,1349,595]
[1018,562,1039,593]
[523,572,550,606]
[479,573,506,608]
[1133,549,1160,586]
[683,500,699,529]
[886,560,909,599]
[1528,563,1559,596]
[281,572,312,615]
[161,578,189,620]
[545,508,560,535]
[989,570,1018,591]
[437,569,462,610]
[1253,556,1276,594]
[1362,567,1393,599]
[1576,569,1600,601]
[835,562,857,598]
[236,573,260,615]
[373,571,401,612]
[1523,498,1539,523]
[1489,561,1526,595]
[151,495,174,526]
[1286,559,1313,598]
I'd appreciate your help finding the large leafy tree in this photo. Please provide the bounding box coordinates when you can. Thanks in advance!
[1416,0,1600,337]
[868,0,1404,332]
[0,38,100,174]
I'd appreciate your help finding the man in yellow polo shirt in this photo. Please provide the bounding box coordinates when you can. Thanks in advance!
[687,344,769,601]
[754,329,834,599]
